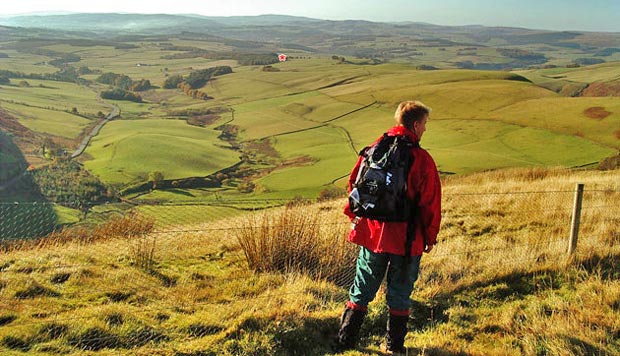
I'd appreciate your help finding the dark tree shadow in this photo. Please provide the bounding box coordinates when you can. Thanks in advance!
[0,130,57,240]
[166,188,195,197]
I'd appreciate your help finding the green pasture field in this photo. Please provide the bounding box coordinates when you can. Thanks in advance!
[256,125,357,194]
[451,47,513,65]
[516,62,620,84]
[127,187,221,202]
[53,204,82,225]
[128,186,294,206]
[0,101,91,138]
[425,119,616,173]
[49,40,239,86]
[326,104,395,151]
[203,58,385,104]
[0,49,58,74]
[231,91,325,140]
[83,119,240,185]
[361,67,529,85]
[491,96,620,149]
[0,79,109,116]
[136,204,247,228]
[318,68,540,107]
[103,99,153,118]
[369,79,558,119]
[79,82,161,117]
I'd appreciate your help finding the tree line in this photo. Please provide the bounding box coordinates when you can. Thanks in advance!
[163,66,232,100]
[96,72,153,103]
[0,67,89,85]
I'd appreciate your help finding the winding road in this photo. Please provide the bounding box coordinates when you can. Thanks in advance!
[71,105,120,159]
[1,105,119,193]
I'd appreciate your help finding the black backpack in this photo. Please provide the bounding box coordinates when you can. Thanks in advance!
[348,133,418,222]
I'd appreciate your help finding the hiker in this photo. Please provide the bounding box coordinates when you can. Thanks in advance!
[336,100,441,355]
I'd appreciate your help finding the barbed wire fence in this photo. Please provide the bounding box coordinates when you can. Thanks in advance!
[0,186,619,353]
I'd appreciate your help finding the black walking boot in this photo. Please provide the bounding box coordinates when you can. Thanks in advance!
[334,306,367,352]
[380,314,409,355]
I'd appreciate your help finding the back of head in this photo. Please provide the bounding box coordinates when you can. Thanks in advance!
[394,100,431,130]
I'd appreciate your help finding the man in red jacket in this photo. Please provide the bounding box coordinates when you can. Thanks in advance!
[336,100,441,355]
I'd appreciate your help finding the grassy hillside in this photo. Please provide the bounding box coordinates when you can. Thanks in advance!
[211,62,616,190]
[491,97,620,149]
[66,59,620,195]
[0,167,619,355]
[0,50,58,74]
[83,119,240,185]
[516,62,620,86]
[0,79,109,116]
[515,62,620,96]
[0,102,91,139]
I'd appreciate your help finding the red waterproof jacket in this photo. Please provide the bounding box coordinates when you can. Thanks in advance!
[344,125,442,256]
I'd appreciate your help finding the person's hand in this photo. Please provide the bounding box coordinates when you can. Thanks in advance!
[424,244,434,253]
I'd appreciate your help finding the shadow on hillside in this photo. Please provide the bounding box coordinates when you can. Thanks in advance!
[406,266,570,332]
[228,310,471,356]
[167,188,195,197]
[0,130,57,240]
[412,253,620,328]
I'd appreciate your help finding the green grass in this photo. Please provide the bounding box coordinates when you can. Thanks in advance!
[232,92,325,140]
[0,50,58,75]
[0,102,91,139]
[257,125,357,195]
[426,119,616,173]
[517,62,620,84]
[83,119,240,185]
[324,111,615,175]
[136,204,247,228]
[490,97,620,149]
[205,59,371,105]
[53,205,82,225]
[68,42,239,88]
[0,79,109,116]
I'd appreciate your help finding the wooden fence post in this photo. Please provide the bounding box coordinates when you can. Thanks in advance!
[567,183,584,256]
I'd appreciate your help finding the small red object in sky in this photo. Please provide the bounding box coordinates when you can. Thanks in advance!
[278,53,287,62]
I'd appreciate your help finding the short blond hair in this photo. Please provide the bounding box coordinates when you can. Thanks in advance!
[394,100,431,129]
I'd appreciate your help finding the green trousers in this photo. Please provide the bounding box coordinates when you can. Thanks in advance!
[348,247,422,313]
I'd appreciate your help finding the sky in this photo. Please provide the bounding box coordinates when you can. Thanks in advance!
[1,0,619,32]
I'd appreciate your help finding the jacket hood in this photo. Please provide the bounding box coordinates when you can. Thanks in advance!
[387,125,419,142]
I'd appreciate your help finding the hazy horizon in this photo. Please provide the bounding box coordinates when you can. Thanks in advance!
[1,0,620,33]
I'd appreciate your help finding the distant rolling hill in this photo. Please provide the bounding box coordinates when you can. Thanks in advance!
[0,13,222,33]
[2,13,620,49]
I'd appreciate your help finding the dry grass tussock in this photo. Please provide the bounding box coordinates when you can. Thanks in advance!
[0,167,619,355]
[234,202,357,285]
